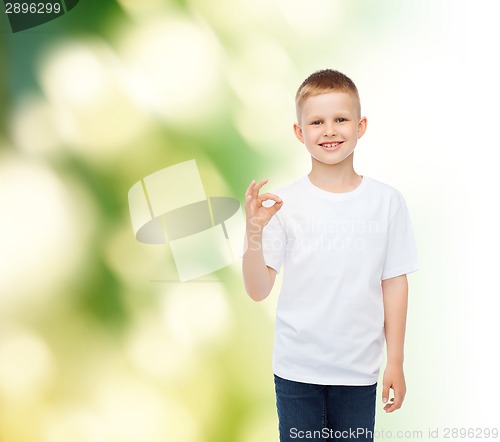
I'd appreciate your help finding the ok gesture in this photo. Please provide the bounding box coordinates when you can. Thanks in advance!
[244,178,283,232]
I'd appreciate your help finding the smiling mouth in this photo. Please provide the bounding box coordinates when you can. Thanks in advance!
[319,141,343,150]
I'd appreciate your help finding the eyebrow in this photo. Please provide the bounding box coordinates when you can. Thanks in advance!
[307,112,352,120]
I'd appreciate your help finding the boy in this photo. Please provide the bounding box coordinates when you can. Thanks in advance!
[242,69,419,441]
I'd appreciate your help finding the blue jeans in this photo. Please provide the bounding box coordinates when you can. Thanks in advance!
[274,374,377,442]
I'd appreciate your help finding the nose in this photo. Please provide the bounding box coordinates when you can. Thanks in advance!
[323,123,337,137]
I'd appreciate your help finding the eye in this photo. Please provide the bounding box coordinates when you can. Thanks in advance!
[311,120,322,125]
[336,118,347,123]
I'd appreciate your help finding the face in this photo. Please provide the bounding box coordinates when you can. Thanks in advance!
[293,92,367,167]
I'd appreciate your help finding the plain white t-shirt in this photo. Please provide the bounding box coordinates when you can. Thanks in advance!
[258,175,419,385]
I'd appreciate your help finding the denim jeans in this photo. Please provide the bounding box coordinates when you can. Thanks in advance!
[274,374,377,442]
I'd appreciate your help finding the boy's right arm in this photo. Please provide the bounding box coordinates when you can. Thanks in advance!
[242,179,283,302]
[242,230,278,302]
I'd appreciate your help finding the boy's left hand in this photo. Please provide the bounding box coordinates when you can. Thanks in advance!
[382,363,406,413]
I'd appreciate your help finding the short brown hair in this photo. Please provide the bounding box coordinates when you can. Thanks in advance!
[295,69,361,121]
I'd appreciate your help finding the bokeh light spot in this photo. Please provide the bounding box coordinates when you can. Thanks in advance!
[0,328,55,398]
[119,16,222,125]
[0,155,94,316]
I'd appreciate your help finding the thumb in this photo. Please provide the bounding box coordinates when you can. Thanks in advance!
[267,200,283,216]
[382,382,390,404]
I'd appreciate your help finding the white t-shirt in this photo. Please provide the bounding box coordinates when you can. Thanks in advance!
[260,175,419,386]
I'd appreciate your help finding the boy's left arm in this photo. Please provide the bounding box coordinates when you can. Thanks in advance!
[381,274,408,413]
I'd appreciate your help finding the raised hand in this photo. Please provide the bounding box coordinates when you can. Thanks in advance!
[244,178,283,233]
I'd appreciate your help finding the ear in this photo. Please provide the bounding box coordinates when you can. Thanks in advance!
[357,116,368,139]
[293,122,304,144]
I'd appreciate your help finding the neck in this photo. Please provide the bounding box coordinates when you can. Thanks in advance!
[308,157,360,190]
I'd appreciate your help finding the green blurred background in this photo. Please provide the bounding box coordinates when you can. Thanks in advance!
[1,0,499,441]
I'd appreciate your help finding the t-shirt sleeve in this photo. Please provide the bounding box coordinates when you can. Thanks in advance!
[238,211,286,274]
[381,195,419,280]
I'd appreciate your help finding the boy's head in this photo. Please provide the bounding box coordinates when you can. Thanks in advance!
[293,69,367,167]
[295,69,361,123]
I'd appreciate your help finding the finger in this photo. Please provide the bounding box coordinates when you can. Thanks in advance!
[245,180,256,199]
[382,383,390,405]
[392,388,405,410]
[257,193,282,204]
[266,200,284,216]
[384,399,400,413]
[252,178,269,198]
[383,396,394,409]
[245,181,259,208]
[384,391,404,413]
